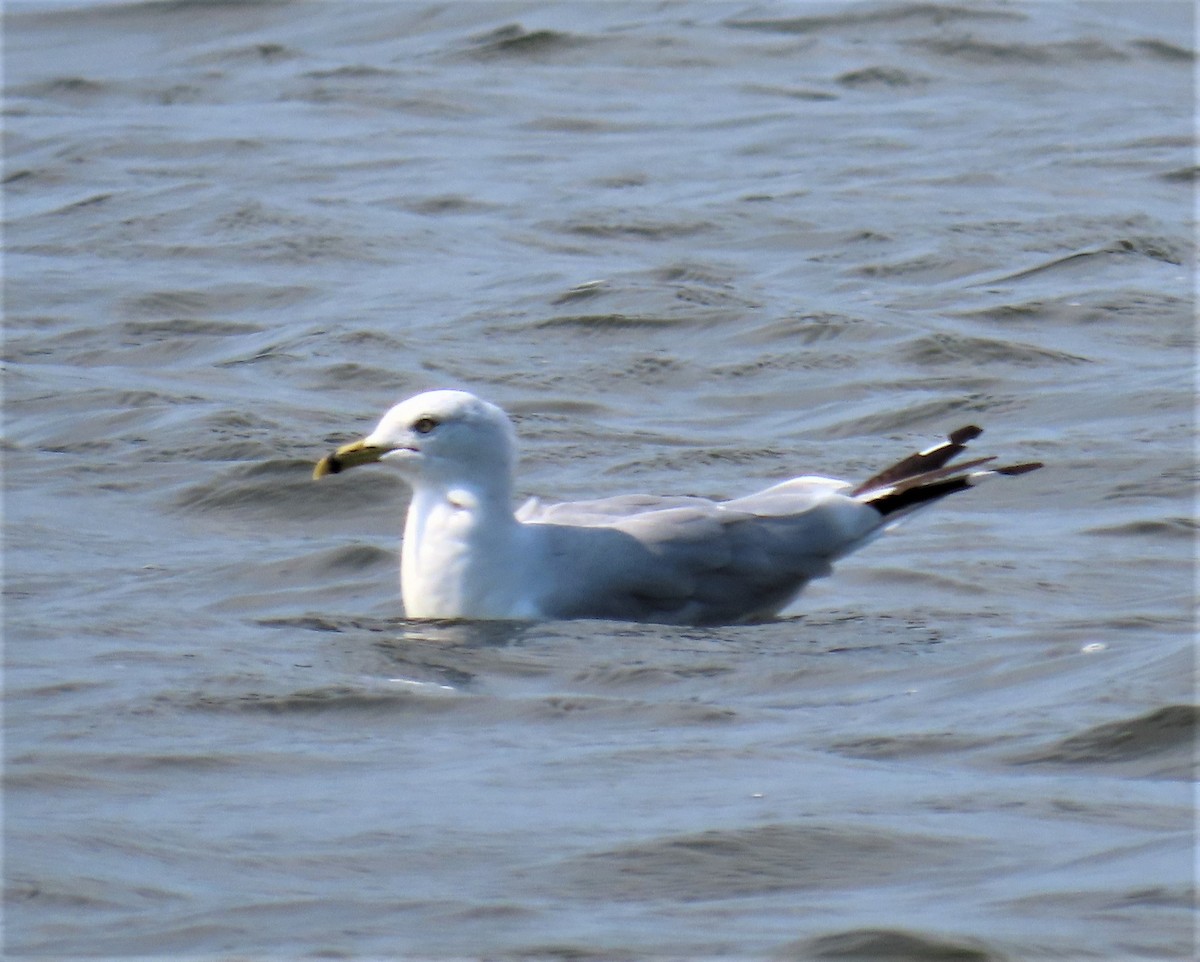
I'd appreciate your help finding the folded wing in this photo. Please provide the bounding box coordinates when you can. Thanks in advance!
[520,425,1041,626]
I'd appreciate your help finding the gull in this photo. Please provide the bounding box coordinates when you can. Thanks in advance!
[314,390,1041,625]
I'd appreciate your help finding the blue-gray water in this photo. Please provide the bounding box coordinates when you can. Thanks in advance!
[4,1,1195,959]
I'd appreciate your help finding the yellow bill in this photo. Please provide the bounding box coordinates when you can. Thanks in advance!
[313,439,385,480]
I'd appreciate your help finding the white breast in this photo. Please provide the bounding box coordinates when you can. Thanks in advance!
[400,489,532,619]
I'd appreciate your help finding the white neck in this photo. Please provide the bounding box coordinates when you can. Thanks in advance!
[400,481,528,619]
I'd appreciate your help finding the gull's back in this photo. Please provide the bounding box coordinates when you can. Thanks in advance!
[517,483,880,625]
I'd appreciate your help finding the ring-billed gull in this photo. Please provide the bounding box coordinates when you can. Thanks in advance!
[314,390,1041,625]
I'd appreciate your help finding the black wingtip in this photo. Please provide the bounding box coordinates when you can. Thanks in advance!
[995,461,1043,476]
[852,424,983,496]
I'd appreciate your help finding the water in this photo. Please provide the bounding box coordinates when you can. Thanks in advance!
[4,1,1195,958]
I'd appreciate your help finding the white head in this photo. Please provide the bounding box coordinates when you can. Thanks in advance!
[314,390,518,495]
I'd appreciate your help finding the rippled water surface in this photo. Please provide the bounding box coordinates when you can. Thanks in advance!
[4,1,1195,959]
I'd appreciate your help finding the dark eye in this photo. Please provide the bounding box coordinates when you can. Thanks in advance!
[412,416,438,435]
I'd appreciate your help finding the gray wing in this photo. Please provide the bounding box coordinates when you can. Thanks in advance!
[516,493,717,525]
[517,425,1041,625]
[522,482,882,625]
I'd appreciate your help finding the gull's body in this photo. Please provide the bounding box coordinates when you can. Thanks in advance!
[315,390,1040,625]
